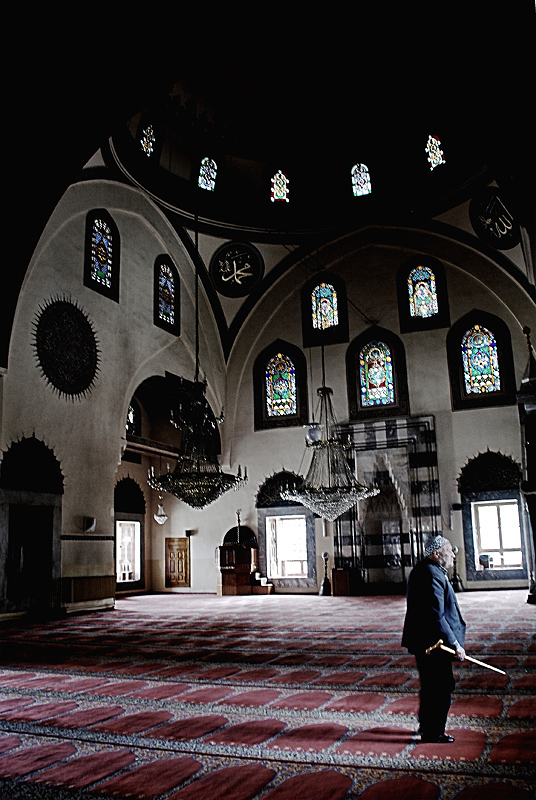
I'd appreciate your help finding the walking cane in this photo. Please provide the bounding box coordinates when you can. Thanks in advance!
[425,639,507,675]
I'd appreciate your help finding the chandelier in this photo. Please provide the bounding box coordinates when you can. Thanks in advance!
[147,220,247,510]
[282,384,378,522]
[148,378,247,509]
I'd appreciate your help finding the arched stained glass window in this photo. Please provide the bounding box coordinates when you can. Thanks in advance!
[312,282,338,330]
[158,262,176,326]
[359,341,395,407]
[90,217,113,289]
[198,157,217,191]
[271,170,289,202]
[351,163,371,196]
[408,265,438,318]
[153,256,180,335]
[140,124,156,157]
[425,134,446,170]
[461,324,501,394]
[84,210,120,301]
[266,353,297,416]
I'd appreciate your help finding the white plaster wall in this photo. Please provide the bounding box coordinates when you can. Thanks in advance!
[2,175,534,599]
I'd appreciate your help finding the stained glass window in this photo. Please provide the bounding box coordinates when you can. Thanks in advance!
[461,324,501,394]
[407,265,438,318]
[91,217,113,289]
[271,170,289,202]
[312,282,338,330]
[266,353,297,416]
[425,134,446,170]
[140,124,156,157]
[158,262,176,326]
[198,157,217,191]
[359,341,395,406]
[351,163,372,196]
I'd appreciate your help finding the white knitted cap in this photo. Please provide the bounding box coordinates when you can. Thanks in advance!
[424,535,450,557]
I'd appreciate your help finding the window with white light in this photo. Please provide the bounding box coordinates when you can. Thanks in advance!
[471,500,523,569]
[266,514,308,578]
[115,520,141,582]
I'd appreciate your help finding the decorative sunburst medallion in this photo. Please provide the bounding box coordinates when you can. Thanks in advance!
[33,297,100,400]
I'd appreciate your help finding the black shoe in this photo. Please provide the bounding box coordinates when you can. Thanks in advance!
[420,734,455,744]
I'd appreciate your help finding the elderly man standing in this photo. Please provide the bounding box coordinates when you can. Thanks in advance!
[402,535,466,743]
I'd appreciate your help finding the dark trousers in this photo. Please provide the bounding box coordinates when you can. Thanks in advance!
[415,650,456,739]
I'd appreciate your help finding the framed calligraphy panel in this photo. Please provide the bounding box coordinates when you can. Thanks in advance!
[469,187,521,250]
[209,242,264,297]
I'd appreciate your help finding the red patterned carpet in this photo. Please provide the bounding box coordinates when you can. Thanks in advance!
[0,590,534,799]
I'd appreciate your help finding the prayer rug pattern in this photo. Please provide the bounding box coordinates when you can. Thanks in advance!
[0,590,534,799]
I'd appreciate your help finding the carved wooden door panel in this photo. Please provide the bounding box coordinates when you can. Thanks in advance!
[165,537,190,587]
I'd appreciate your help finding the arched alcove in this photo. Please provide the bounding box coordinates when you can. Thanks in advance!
[0,437,63,615]
[458,451,528,583]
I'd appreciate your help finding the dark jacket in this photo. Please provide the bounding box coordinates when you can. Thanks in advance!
[402,558,466,655]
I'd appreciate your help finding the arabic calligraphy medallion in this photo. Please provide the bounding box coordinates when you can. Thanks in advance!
[469,187,520,250]
[209,242,264,297]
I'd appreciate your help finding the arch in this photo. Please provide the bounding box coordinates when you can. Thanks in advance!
[347,326,410,420]
[0,437,63,615]
[253,340,308,430]
[84,209,120,302]
[114,476,146,514]
[0,436,64,494]
[153,255,180,335]
[114,477,146,591]
[396,255,450,332]
[256,471,303,508]
[458,451,527,583]
[446,310,516,410]
[301,271,349,348]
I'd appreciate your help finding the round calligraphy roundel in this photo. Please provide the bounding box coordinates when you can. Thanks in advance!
[209,242,264,298]
[469,187,520,250]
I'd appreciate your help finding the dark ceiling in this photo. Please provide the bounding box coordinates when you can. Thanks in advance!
[2,3,534,361]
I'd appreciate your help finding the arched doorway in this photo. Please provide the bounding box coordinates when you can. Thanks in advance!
[114,477,146,593]
[0,436,63,616]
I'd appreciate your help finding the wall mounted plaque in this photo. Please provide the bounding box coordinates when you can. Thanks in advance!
[33,297,100,400]
[469,187,521,250]
[209,242,264,297]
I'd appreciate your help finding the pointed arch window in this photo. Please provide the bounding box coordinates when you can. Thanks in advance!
[301,272,349,348]
[359,341,394,407]
[198,157,217,191]
[396,256,449,333]
[153,256,180,335]
[447,311,516,411]
[408,265,438,319]
[425,134,446,170]
[271,170,289,202]
[351,163,371,196]
[312,282,338,330]
[347,327,409,419]
[266,353,297,416]
[461,324,500,394]
[84,209,120,301]
[254,340,308,430]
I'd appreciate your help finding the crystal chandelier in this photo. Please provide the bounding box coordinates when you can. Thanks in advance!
[147,220,247,510]
[148,378,247,509]
[282,383,378,522]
